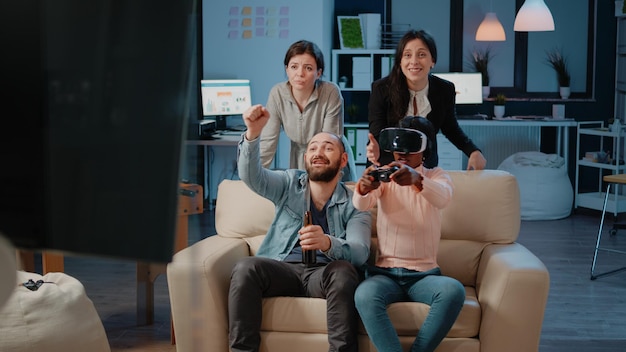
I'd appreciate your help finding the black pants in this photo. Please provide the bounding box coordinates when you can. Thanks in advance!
[228,257,360,352]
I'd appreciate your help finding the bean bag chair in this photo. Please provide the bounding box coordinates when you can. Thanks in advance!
[0,270,111,352]
[498,151,573,220]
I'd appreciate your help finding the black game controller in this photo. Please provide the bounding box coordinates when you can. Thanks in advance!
[368,166,400,182]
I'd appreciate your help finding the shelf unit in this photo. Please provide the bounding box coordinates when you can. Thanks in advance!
[331,49,395,91]
[575,121,626,216]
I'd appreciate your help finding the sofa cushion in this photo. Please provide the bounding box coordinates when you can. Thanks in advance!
[385,286,480,338]
[216,180,275,239]
[260,287,480,339]
[261,297,328,333]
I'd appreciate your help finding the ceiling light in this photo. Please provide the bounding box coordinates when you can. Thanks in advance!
[476,12,506,41]
[514,0,555,32]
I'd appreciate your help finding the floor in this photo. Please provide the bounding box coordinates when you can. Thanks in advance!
[48,206,626,351]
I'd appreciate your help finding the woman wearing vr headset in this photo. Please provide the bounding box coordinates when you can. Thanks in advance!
[367,29,487,171]
[352,116,465,352]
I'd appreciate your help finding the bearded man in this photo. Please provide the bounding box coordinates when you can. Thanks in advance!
[228,104,371,352]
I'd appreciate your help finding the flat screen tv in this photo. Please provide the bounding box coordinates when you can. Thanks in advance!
[201,79,252,117]
[432,73,483,105]
[0,0,197,263]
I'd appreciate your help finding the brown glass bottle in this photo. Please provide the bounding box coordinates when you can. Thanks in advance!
[302,211,316,265]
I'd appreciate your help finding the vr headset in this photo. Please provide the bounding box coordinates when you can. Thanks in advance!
[379,127,427,154]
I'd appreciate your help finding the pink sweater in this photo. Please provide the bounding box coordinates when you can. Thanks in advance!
[352,166,453,272]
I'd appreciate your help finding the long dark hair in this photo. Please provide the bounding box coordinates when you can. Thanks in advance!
[388,30,438,126]
[283,40,325,77]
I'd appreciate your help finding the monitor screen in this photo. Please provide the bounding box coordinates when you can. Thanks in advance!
[432,73,483,104]
[201,79,251,117]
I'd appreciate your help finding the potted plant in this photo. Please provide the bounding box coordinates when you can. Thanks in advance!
[493,93,506,118]
[546,48,571,99]
[467,47,492,98]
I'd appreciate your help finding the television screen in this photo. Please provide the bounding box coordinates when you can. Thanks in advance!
[0,0,197,263]
[201,79,252,117]
[433,73,483,104]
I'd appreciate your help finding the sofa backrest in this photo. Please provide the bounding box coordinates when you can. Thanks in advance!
[438,170,520,285]
[215,179,275,239]
[442,170,520,243]
[214,170,521,285]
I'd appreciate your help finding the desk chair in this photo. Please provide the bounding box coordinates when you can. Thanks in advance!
[590,174,626,280]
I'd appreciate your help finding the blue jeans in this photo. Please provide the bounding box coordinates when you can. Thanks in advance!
[354,266,465,352]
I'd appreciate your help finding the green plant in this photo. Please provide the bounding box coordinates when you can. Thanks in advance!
[338,17,364,49]
[546,48,571,87]
[494,93,506,105]
[467,47,492,86]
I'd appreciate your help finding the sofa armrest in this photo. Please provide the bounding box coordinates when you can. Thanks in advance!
[476,243,549,352]
[167,235,250,352]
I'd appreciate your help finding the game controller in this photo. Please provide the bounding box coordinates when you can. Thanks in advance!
[368,166,400,182]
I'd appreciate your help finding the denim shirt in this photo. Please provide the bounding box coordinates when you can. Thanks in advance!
[238,135,371,267]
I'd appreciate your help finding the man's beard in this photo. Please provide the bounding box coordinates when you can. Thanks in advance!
[306,157,341,182]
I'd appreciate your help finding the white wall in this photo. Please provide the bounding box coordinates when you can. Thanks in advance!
[201,0,334,203]
[202,0,335,104]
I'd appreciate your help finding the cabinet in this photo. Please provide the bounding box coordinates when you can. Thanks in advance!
[436,134,463,170]
[574,121,626,216]
[331,49,395,91]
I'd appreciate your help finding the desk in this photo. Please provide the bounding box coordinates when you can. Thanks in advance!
[186,135,241,208]
[458,118,577,170]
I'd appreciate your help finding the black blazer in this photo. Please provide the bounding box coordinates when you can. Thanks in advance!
[368,74,480,168]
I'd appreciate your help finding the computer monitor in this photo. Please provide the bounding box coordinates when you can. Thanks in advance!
[432,73,483,105]
[201,79,252,117]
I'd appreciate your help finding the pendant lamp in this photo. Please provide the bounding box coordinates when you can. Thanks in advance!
[514,0,555,32]
[476,12,506,41]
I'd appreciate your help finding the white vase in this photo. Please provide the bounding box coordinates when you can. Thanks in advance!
[494,105,505,118]
[482,86,490,99]
[559,86,570,99]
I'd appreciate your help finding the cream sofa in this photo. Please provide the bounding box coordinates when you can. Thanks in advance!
[167,170,550,352]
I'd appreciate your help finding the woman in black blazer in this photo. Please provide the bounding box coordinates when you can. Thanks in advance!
[367,29,486,170]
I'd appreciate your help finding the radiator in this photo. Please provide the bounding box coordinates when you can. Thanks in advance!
[461,125,541,169]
